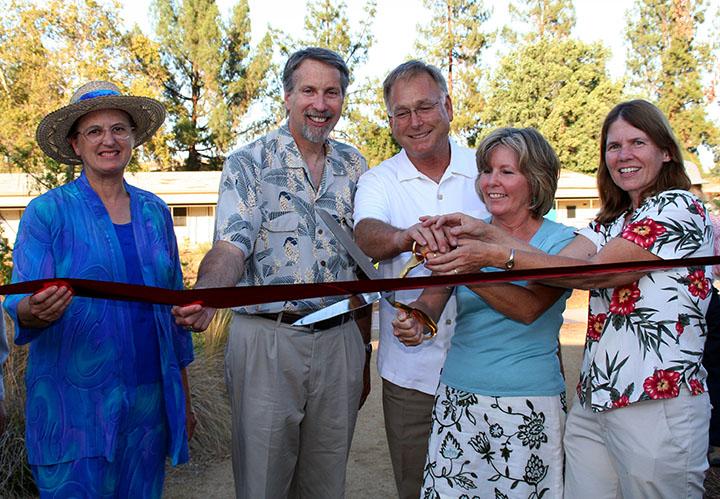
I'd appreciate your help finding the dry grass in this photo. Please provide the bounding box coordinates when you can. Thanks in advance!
[0,313,36,497]
[186,309,231,460]
[178,242,233,459]
[180,242,212,289]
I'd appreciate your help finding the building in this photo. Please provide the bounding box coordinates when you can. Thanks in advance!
[0,169,599,248]
[553,169,600,228]
[0,172,221,247]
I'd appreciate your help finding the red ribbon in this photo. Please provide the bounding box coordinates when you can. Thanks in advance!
[1,256,717,309]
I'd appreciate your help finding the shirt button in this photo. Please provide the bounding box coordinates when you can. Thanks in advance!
[318,228,324,235]
[320,260,327,267]
[445,319,452,325]
[437,193,444,200]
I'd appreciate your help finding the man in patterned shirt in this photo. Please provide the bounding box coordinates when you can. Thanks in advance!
[172,48,369,498]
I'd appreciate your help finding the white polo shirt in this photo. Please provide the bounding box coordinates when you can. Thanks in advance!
[353,140,488,394]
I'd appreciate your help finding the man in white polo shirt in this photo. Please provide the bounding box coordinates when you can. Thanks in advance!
[353,60,488,499]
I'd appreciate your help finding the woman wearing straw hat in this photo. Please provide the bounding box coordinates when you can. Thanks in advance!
[3,81,195,497]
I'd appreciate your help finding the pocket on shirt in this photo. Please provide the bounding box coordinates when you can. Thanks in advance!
[259,212,301,268]
[263,211,301,232]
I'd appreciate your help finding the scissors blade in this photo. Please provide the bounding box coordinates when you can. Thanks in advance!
[292,292,383,326]
[313,209,438,337]
[316,209,382,280]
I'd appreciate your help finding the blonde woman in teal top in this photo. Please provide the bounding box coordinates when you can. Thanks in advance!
[393,127,573,499]
[3,82,194,498]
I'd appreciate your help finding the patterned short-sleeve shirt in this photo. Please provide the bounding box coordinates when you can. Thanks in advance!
[577,190,714,412]
[214,123,367,314]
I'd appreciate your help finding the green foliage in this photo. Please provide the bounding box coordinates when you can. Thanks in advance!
[0,225,12,285]
[148,0,273,170]
[480,38,623,173]
[416,0,492,145]
[626,0,719,158]
[343,79,399,167]
[506,0,576,44]
[0,0,170,187]
[275,0,397,165]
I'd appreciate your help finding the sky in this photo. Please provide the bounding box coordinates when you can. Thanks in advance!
[121,0,718,168]
[122,0,631,80]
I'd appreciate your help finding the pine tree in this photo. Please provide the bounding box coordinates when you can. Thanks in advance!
[626,0,719,157]
[149,0,273,170]
[506,0,576,44]
[416,0,492,146]
[481,38,623,173]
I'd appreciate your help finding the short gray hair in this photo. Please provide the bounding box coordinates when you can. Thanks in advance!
[282,47,350,97]
[475,127,560,218]
[382,60,449,112]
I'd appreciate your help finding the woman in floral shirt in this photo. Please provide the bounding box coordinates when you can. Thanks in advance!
[424,100,713,498]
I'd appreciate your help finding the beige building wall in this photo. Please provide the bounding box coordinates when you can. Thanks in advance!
[0,172,221,248]
[1,169,600,246]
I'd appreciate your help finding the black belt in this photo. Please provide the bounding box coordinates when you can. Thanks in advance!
[256,310,354,331]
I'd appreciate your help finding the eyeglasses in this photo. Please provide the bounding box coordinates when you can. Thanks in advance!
[75,124,133,144]
[390,101,441,122]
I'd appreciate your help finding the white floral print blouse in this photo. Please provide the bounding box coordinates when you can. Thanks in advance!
[577,190,714,412]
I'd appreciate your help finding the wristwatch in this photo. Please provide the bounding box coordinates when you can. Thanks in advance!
[504,248,515,270]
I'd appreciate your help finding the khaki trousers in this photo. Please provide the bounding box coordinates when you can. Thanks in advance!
[564,389,710,499]
[225,314,364,499]
[382,378,435,499]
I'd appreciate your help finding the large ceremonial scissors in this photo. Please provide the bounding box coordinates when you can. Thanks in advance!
[292,209,438,338]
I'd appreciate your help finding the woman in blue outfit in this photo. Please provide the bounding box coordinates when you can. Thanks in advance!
[393,128,575,498]
[3,81,195,498]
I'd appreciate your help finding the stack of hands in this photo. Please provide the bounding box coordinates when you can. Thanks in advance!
[391,212,504,347]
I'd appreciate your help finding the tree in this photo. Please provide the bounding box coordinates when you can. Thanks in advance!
[481,38,623,173]
[506,0,576,44]
[149,0,273,170]
[274,0,397,166]
[0,0,169,186]
[415,0,493,146]
[626,0,719,158]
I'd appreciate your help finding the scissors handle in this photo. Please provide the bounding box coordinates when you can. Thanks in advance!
[398,241,430,278]
[392,302,438,339]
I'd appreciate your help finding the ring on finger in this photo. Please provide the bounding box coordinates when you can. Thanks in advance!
[453,268,459,274]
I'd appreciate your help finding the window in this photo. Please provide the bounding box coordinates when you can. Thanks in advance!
[173,206,187,227]
[566,205,576,219]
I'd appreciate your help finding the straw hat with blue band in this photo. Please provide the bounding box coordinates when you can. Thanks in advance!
[36,81,166,165]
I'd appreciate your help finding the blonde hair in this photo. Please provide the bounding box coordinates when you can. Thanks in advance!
[475,127,560,218]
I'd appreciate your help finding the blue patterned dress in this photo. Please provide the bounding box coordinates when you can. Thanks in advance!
[3,171,193,494]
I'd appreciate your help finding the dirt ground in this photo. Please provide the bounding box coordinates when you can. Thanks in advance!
[162,291,720,498]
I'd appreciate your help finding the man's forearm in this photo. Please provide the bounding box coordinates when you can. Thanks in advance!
[354,218,409,261]
[195,240,246,289]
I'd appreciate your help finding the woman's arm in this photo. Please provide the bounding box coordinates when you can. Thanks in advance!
[16,285,73,328]
[466,282,568,325]
[392,286,453,347]
[425,234,653,290]
[515,236,656,289]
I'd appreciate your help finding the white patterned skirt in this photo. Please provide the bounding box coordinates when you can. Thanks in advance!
[422,383,566,499]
